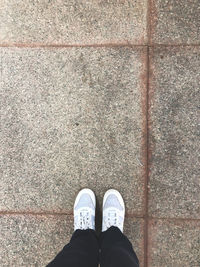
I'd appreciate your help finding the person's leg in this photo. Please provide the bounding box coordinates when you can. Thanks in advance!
[100,189,139,267]
[46,188,99,267]
[100,226,139,267]
[47,229,99,267]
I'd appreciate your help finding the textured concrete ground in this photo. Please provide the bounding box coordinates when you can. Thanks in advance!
[0,1,199,266]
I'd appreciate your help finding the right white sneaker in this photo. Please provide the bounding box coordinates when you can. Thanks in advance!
[102,189,125,233]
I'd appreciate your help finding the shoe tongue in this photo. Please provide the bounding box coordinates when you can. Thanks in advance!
[75,194,94,209]
[104,207,119,213]
[104,195,123,210]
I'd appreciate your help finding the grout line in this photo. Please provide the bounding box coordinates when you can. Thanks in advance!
[0,211,199,222]
[143,45,150,267]
[0,210,143,218]
[147,217,200,222]
[144,0,151,264]
[147,0,151,46]
[0,43,147,48]
[148,43,200,47]
[0,211,73,216]
[0,43,199,49]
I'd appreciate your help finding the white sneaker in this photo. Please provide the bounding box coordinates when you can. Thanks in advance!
[74,188,96,231]
[102,189,125,232]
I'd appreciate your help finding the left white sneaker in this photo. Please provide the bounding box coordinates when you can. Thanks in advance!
[74,188,96,231]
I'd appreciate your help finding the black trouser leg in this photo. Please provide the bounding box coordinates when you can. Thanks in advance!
[99,226,139,267]
[46,229,99,267]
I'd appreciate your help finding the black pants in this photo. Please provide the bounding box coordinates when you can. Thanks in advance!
[47,226,139,267]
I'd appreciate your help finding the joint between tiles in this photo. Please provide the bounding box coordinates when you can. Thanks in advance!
[0,43,147,48]
[0,211,73,217]
[0,211,199,222]
[143,44,151,267]
[0,44,199,49]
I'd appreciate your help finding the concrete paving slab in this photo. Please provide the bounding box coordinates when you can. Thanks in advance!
[0,47,146,214]
[149,47,200,218]
[124,218,145,267]
[150,0,200,44]
[0,0,147,45]
[148,219,200,267]
[0,214,73,267]
[0,215,143,267]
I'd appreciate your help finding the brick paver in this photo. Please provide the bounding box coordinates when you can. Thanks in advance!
[0,0,199,266]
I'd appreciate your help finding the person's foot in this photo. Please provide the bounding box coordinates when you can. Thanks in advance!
[74,188,96,231]
[102,189,125,232]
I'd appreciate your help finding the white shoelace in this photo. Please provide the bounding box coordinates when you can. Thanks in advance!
[75,209,92,230]
[104,209,121,229]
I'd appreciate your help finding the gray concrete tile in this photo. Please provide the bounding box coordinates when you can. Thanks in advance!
[0,214,74,267]
[124,218,144,267]
[151,0,200,44]
[0,215,143,267]
[149,47,200,218]
[0,0,147,45]
[0,47,146,214]
[148,219,200,267]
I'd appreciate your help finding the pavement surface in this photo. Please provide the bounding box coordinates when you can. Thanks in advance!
[0,1,199,266]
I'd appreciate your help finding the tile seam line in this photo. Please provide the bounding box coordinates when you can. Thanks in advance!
[0,44,200,48]
[144,0,151,263]
[0,211,144,218]
[149,43,200,47]
[143,45,150,267]
[147,0,151,46]
[148,217,200,222]
[0,211,143,216]
[1,212,199,222]
[0,43,146,48]
[0,211,73,216]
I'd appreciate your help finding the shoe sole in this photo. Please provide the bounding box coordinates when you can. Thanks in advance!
[103,189,125,214]
[74,188,96,210]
